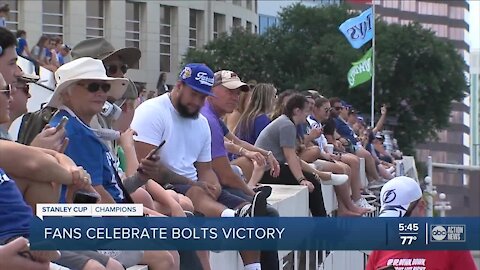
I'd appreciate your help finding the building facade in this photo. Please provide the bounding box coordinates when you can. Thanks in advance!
[4,0,259,89]
[472,49,480,166]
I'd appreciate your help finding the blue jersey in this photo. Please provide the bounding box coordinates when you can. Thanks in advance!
[0,168,32,242]
[50,110,125,203]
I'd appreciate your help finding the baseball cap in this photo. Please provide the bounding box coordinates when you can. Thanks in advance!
[213,70,249,92]
[379,176,423,217]
[179,63,215,96]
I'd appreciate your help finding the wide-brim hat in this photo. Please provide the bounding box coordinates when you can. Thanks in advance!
[71,38,141,69]
[47,57,129,108]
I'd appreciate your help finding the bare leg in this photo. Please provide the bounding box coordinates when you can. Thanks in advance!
[185,186,229,217]
[140,250,179,270]
[130,187,155,209]
[299,146,321,163]
[15,178,61,211]
[378,164,394,180]
[232,156,254,182]
[197,251,212,270]
[356,148,381,180]
[340,153,363,201]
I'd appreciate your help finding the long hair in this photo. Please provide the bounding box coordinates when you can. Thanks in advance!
[36,35,49,47]
[237,90,251,114]
[234,83,277,137]
[270,89,294,120]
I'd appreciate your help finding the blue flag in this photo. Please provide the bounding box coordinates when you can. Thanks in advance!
[339,7,373,49]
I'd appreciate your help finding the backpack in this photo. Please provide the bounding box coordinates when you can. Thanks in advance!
[17,106,58,145]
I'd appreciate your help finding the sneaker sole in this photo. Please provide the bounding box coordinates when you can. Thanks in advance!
[251,188,270,217]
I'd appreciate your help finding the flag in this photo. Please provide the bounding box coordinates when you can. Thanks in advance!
[339,7,373,49]
[348,48,372,88]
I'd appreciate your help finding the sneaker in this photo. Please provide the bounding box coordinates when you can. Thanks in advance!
[354,198,376,212]
[361,191,377,203]
[368,179,388,189]
[320,173,349,186]
[235,186,271,217]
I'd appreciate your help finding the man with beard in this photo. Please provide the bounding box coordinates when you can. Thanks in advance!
[132,63,271,270]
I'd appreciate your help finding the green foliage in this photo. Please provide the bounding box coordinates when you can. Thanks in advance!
[183,4,468,154]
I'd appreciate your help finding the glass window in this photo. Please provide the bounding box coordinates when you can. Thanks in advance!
[233,17,241,28]
[42,0,64,37]
[189,9,201,49]
[160,5,172,72]
[125,1,141,48]
[246,21,252,33]
[4,0,18,32]
[213,13,225,39]
[86,0,104,39]
[382,0,398,9]
[449,27,464,41]
[246,0,253,10]
[418,2,447,16]
[382,16,399,24]
[400,1,415,12]
[449,6,465,20]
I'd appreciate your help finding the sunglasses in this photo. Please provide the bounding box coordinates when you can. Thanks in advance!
[323,107,332,112]
[16,83,30,95]
[0,84,12,98]
[105,64,129,75]
[77,82,111,93]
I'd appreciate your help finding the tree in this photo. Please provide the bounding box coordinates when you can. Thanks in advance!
[184,4,468,154]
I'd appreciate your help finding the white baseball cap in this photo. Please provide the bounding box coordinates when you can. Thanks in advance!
[379,176,423,217]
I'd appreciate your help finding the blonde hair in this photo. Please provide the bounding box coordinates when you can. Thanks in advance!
[234,83,277,138]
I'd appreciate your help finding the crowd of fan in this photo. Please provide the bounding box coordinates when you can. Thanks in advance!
[0,22,406,270]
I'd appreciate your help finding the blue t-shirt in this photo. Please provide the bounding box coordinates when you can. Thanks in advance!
[236,114,271,145]
[0,168,32,242]
[334,117,358,145]
[57,54,65,65]
[50,110,125,203]
[16,38,27,56]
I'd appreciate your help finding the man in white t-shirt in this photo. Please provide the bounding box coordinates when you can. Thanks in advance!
[132,63,270,270]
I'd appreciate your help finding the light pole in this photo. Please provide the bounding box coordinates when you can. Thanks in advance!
[434,193,452,217]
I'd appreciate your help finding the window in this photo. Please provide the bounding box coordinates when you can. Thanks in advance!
[189,9,200,49]
[382,0,398,9]
[246,0,253,10]
[422,23,448,38]
[4,0,18,32]
[382,16,399,24]
[213,13,225,39]
[400,19,411,26]
[246,21,252,33]
[160,5,172,72]
[400,1,415,12]
[125,1,140,48]
[233,17,241,29]
[418,2,447,16]
[43,0,64,37]
[449,6,465,20]
[233,0,241,6]
[449,27,464,41]
[86,0,104,38]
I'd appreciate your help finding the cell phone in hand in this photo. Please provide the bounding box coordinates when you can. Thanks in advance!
[57,116,69,130]
[73,191,99,204]
[146,140,166,160]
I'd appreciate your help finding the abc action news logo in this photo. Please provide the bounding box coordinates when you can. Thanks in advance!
[430,225,466,242]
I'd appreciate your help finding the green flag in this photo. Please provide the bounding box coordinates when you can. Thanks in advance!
[348,48,373,88]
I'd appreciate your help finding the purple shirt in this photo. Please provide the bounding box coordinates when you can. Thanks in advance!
[201,101,228,159]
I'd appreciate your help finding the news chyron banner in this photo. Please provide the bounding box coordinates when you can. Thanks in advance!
[30,204,479,251]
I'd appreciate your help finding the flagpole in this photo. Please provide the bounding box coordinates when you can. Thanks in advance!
[370,0,376,128]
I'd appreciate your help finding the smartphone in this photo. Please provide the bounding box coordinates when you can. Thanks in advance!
[57,116,69,130]
[73,191,99,204]
[146,140,166,160]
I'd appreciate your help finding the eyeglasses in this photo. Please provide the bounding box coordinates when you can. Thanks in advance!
[334,106,343,111]
[323,107,332,113]
[16,83,30,95]
[105,64,129,75]
[0,84,12,98]
[77,82,111,93]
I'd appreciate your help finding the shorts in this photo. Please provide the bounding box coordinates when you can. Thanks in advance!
[98,250,143,268]
[54,251,110,269]
[172,183,247,210]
